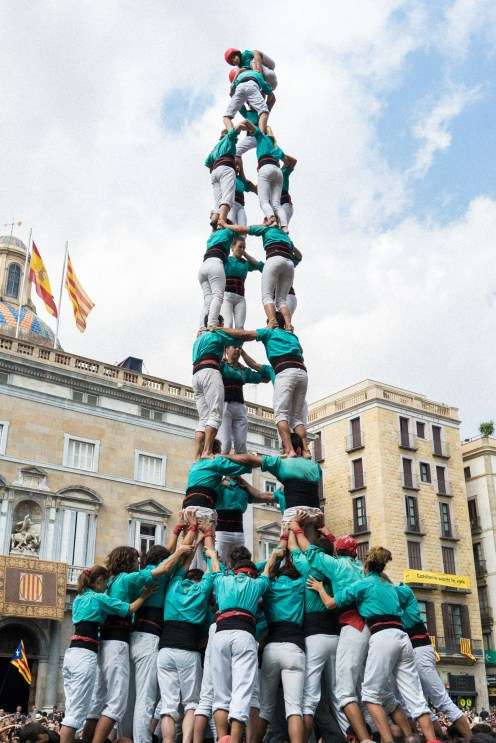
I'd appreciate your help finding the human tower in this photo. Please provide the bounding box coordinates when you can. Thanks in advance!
[58,48,472,743]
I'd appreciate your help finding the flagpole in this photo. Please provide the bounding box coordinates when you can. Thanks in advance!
[54,241,68,349]
[15,228,32,340]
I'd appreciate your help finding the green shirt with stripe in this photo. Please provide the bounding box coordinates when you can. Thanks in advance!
[192,329,242,364]
[232,69,272,96]
[72,589,130,624]
[213,572,269,613]
[205,129,238,169]
[253,127,285,162]
[186,456,251,490]
[225,255,263,280]
[163,566,214,623]
[247,225,293,250]
[334,572,403,618]
[255,326,304,363]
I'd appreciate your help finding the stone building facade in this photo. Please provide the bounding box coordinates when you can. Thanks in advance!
[308,379,489,709]
[462,435,496,704]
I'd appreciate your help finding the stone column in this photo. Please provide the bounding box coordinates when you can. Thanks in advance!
[45,620,61,707]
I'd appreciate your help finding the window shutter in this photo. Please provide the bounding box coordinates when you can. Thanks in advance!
[461,605,471,638]
[128,519,137,548]
[441,603,452,640]
[425,601,437,636]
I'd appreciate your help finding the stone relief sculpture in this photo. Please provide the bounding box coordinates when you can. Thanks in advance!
[10,501,42,555]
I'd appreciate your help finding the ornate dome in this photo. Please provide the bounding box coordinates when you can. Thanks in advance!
[0,301,55,347]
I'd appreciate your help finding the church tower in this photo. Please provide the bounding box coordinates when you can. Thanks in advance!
[0,235,55,346]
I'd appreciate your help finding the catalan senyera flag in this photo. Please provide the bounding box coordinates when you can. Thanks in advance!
[65,254,95,332]
[29,242,58,317]
[10,640,32,685]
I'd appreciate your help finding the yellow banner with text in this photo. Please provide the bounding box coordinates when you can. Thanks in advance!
[403,569,471,589]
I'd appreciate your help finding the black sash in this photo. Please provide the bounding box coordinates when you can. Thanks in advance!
[159,620,203,652]
[216,608,256,637]
[407,621,431,648]
[133,606,164,637]
[303,611,341,638]
[265,241,293,259]
[266,620,305,651]
[183,485,218,509]
[193,356,221,374]
[101,615,132,643]
[270,353,306,375]
[70,621,100,652]
[217,509,244,533]
[223,380,244,403]
[366,614,404,635]
[211,155,235,172]
[258,156,280,169]
[283,479,320,509]
[281,190,292,205]
[225,276,245,296]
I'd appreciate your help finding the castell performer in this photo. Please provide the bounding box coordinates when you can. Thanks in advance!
[205,123,246,228]
[226,432,322,533]
[218,220,295,330]
[218,345,271,454]
[224,48,278,90]
[396,582,471,739]
[319,547,441,743]
[224,67,272,135]
[182,438,252,530]
[228,161,256,226]
[221,238,263,328]
[84,545,191,743]
[60,566,153,743]
[198,225,236,331]
[215,316,309,458]
[291,527,371,742]
[191,318,242,458]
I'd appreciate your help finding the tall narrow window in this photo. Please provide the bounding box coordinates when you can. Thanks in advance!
[442,546,456,574]
[439,502,452,537]
[5,263,21,298]
[407,540,422,569]
[59,510,91,567]
[351,418,362,449]
[351,458,364,489]
[468,499,479,530]
[419,462,431,483]
[402,458,414,489]
[436,466,447,495]
[356,542,369,562]
[135,451,165,485]
[416,421,426,439]
[399,417,410,448]
[64,436,99,472]
[405,496,420,531]
[314,431,324,461]
[473,542,485,576]
[432,425,443,456]
[353,496,367,533]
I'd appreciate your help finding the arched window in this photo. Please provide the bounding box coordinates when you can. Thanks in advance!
[5,263,21,298]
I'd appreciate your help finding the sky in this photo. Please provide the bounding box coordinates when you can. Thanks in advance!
[1,0,495,437]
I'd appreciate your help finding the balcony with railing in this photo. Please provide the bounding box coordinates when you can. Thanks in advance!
[433,440,450,459]
[345,432,365,452]
[402,472,420,491]
[67,565,85,586]
[434,636,483,659]
[399,431,417,451]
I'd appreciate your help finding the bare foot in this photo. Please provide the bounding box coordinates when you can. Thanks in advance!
[200,451,214,459]
[282,449,297,458]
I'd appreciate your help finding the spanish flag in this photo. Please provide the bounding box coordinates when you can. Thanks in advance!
[29,242,58,318]
[10,640,32,685]
[65,254,94,332]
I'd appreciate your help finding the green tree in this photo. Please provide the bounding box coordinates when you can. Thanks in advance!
[479,421,495,437]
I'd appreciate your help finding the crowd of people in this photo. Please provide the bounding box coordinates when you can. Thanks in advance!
[4,44,494,743]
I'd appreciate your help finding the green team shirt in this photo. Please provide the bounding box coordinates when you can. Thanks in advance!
[273,488,286,512]
[232,69,272,96]
[248,225,293,252]
[396,583,423,629]
[205,227,236,261]
[216,478,249,512]
[239,105,259,127]
[263,573,307,624]
[72,589,130,624]
[255,326,303,362]
[240,49,255,68]
[305,549,365,594]
[260,455,321,483]
[292,547,332,614]
[220,362,268,385]
[334,572,404,618]
[186,456,251,490]
[213,571,269,613]
[130,563,169,610]
[192,329,242,364]
[225,255,263,280]
[253,127,285,162]
[282,165,293,192]
[163,566,214,623]
[205,129,238,169]
[106,569,154,603]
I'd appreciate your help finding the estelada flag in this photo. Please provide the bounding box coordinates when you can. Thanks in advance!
[29,242,58,317]
[65,254,94,332]
[10,640,32,685]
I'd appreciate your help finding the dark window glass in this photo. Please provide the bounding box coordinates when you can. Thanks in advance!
[468,499,478,528]
[442,546,456,574]
[405,496,420,530]
[436,466,446,494]
[464,466,471,480]
[432,425,443,455]
[400,417,410,447]
[351,418,361,448]
[352,458,364,489]
[420,462,431,483]
[407,540,422,569]
[353,496,367,532]
[416,422,425,438]
[402,458,413,488]
[5,263,21,298]
[439,502,452,537]
[356,542,368,562]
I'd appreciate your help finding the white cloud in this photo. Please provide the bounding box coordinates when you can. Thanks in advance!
[410,85,482,177]
[0,0,494,436]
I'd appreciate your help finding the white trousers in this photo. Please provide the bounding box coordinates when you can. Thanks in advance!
[211,165,236,211]
[276,291,297,317]
[335,623,370,709]
[221,292,246,328]
[225,81,269,119]
[414,645,463,722]
[273,368,308,427]
[260,642,305,721]
[130,632,160,743]
[193,368,224,431]
[261,256,294,308]
[157,647,202,721]
[198,256,225,328]
[212,629,258,724]
[62,647,98,730]
[87,639,130,723]
[218,401,248,453]
[280,202,294,225]
[303,634,348,732]
[236,134,257,157]
[228,202,247,226]
[215,530,245,567]
[258,165,287,227]
[282,506,323,529]
[361,629,430,719]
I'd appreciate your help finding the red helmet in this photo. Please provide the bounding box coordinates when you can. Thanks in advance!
[335,535,358,557]
[228,68,239,84]
[224,48,241,64]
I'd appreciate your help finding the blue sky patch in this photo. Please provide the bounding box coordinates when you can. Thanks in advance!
[161,88,214,133]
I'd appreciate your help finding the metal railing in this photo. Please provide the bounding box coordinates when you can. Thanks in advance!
[346,432,364,452]
[405,518,424,535]
[440,524,459,540]
[67,565,85,585]
[435,636,483,658]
